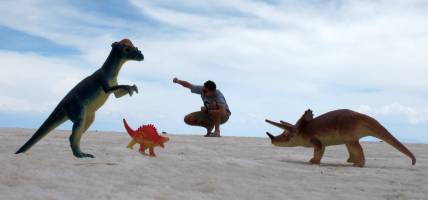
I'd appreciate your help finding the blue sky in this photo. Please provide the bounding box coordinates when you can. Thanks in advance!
[0,0,427,143]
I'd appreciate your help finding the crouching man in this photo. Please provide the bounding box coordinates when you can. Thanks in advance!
[173,77,231,137]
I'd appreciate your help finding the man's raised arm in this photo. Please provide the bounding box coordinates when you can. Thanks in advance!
[173,77,192,89]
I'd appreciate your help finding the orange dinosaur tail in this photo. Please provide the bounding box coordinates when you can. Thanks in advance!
[123,119,136,138]
[366,117,416,165]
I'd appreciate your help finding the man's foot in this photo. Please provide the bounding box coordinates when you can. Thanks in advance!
[204,125,214,137]
[206,131,221,137]
[204,132,215,137]
[205,134,221,137]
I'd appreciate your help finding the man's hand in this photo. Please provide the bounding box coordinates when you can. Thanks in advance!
[173,77,192,89]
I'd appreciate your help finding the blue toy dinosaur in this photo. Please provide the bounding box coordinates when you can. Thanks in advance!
[16,39,144,158]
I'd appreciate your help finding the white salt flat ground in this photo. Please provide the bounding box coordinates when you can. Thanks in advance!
[0,128,427,200]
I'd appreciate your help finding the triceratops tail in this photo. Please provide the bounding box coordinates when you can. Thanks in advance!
[16,105,68,154]
[123,118,136,138]
[367,118,416,165]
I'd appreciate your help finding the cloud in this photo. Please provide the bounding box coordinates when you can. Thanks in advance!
[129,0,428,90]
[0,51,87,112]
[0,0,427,142]
[355,103,428,125]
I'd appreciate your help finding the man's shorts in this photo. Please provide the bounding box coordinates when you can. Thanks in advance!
[188,110,231,125]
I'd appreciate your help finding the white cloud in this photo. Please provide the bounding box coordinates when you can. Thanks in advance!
[355,103,428,125]
[0,51,87,112]
[129,0,428,89]
[0,0,427,141]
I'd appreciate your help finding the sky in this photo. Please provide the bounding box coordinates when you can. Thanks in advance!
[0,0,427,143]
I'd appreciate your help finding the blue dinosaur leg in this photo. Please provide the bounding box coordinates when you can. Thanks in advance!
[66,97,95,158]
[69,117,94,158]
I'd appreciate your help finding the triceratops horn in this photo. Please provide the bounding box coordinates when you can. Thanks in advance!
[265,119,290,130]
[280,120,294,128]
[266,132,275,140]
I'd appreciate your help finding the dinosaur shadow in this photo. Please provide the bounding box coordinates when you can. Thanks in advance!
[279,158,352,168]
[73,162,117,166]
[278,158,407,169]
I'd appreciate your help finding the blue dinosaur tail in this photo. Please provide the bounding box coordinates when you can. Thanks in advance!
[15,105,68,154]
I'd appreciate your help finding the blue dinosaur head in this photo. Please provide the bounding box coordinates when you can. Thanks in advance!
[112,39,144,61]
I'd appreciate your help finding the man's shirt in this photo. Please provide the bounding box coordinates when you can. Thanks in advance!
[190,85,231,113]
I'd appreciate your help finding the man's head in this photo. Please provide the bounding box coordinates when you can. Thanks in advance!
[203,80,216,97]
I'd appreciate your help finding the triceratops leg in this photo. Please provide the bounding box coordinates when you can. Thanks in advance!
[309,139,325,164]
[345,141,365,167]
[345,143,356,163]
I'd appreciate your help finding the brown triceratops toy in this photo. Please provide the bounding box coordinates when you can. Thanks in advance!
[266,109,416,167]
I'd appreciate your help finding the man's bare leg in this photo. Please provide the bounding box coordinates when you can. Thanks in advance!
[208,110,226,137]
[206,125,215,136]
[184,113,214,135]
[213,123,220,136]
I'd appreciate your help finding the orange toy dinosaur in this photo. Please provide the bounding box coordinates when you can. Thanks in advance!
[266,109,416,167]
[123,119,169,157]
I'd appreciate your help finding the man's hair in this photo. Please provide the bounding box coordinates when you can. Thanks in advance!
[204,80,216,91]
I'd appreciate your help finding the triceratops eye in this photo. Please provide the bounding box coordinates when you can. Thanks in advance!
[124,47,130,52]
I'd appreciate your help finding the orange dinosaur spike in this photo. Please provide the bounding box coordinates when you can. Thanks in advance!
[141,124,161,142]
